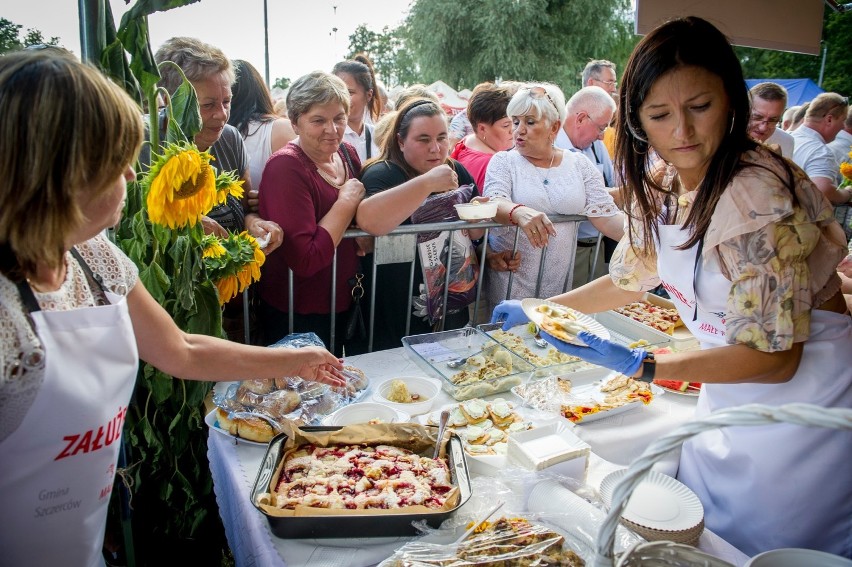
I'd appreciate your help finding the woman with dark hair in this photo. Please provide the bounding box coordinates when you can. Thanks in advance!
[229,59,296,191]
[493,17,851,557]
[450,81,519,189]
[332,58,381,162]
[356,98,483,349]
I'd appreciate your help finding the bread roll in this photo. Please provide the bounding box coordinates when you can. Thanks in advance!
[236,415,275,443]
[259,389,301,418]
[235,385,264,407]
[216,407,239,435]
[241,378,276,395]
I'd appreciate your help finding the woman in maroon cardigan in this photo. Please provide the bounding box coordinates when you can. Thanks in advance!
[258,72,366,353]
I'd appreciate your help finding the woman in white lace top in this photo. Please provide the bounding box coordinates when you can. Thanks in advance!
[482,83,623,308]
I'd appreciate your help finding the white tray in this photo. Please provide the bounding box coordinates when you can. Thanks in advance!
[204,408,268,447]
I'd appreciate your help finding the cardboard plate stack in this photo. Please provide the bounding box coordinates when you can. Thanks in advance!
[599,469,705,546]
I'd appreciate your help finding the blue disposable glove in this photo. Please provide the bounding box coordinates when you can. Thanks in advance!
[490,299,529,331]
[540,330,646,376]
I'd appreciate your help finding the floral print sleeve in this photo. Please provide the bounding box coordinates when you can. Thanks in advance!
[706,148,846,352]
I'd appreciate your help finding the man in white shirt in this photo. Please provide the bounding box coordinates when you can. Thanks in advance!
[827,106,852,241]
[792,92,851,205]
[748,82,794,158]
[555,86,623,288]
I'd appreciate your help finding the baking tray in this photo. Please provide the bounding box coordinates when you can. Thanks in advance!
[401,327,535,401]
[600,293,699,351]
[250,426,472,538]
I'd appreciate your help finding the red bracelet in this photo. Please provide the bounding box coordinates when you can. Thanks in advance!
[508,203,525,226]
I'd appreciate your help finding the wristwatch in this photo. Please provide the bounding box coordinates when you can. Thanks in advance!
[639,352,656,383]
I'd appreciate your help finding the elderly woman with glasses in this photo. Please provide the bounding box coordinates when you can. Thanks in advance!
[479,82,622,316]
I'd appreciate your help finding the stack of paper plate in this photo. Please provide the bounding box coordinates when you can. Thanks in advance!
[599,469,705,545]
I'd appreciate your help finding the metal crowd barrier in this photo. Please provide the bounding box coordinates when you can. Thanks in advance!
[248,214,592,353]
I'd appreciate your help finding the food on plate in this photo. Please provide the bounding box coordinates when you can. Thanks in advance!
[235,385,265,406]
[460,398,489,424]
[331,365,370,397]
[561,375,654,423]
[241,378,276,395]
[257,389,301,417]
[428,398,532,456]
[490,329,581,367]
[215,408,275,443]
[270,444,454,510]
[654,379,702,393]
[449,345,517,386]
[614,300,683,335]
[386,379,419,403]
[536,304,595,343]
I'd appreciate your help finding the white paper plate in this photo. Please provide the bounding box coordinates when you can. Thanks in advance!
[599,469,704,532]
[655,383,701,397]
[321,402,410,426]
[204,409,268,447]
[521,298,609,346]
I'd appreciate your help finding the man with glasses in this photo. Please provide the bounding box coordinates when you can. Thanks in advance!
[582,60,618,99]
[555,86,623,288]
[792,92,851,205]
[748,82,794,158]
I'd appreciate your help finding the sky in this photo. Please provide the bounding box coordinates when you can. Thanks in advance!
[3,0,412,84]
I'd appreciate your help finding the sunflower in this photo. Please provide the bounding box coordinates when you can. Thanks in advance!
[214,169,245,205]
[203,231,266,305]
[144,142,217,229]
[840,161,852,183]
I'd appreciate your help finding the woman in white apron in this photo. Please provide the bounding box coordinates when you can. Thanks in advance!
[492,17,852,558]
[0,49,344,566]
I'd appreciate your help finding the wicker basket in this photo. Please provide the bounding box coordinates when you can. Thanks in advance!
[592,403,852,567]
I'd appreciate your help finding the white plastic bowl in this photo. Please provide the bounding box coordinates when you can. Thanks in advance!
[321,402,409,426]
[373,376,442,416]
[455,201,498,221]
[745,548,852,567]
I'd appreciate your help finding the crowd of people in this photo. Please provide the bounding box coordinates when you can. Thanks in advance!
[0,13,850,563]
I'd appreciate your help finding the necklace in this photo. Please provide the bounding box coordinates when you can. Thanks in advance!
[527,150,556,186]
[316,159,348,190]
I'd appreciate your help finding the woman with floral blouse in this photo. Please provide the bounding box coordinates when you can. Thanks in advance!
[493,17,851,558]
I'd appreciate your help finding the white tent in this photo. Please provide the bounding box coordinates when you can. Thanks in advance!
[457,88,473,100]
[427,80,468,116]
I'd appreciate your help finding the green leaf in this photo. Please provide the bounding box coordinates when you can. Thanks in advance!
[185,280,224,336]
[139,263,170,303]
[149,368,175,404]
[166,76,202,141]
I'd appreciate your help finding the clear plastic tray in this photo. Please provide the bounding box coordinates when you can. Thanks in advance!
[402,327,535,401]
[477,322,595,376]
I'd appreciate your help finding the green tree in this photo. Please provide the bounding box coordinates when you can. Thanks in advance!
[404,0,634,91]
[346,24,418,87]
[0,18,60,54]
[272,76,290,90]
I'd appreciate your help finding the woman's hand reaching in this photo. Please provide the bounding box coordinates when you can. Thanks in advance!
[288,346,346,387]
[490,299,529,330]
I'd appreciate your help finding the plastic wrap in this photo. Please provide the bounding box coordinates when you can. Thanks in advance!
[380,470,643,566]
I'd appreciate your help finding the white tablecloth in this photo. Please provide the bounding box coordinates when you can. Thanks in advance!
[207,347,750,567]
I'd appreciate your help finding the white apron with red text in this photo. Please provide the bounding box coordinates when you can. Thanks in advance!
[656,223,852,558]
[0,290,138,566]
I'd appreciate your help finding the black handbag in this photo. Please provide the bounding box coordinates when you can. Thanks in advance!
[344,273,367,341]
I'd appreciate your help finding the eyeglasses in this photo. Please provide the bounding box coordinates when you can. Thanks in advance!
[525,86,560,115]
[749,114,782,127]
[592,77,618,89]
[580,112,609,135]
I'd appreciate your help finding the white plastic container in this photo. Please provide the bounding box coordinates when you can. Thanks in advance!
[507,421,590,482]
[745,548,852,567]
[373,376,442,416]
[454,201,498,220]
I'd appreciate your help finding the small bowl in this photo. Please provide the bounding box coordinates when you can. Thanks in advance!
[455,201,498,221]
[745,548,852,567]
[373,376,441,416]
[321,402,410,426]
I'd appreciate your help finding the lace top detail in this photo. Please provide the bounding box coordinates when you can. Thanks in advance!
[0,233,138,442]
[609,147,846,352]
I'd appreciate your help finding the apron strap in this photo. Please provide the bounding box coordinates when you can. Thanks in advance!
[69,247,110,306]
[691,234,705,322]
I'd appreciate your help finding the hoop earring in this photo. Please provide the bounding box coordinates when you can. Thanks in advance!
[728,112,735,135]
[632,137,648,155]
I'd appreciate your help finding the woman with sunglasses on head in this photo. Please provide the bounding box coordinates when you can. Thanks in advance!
[493,17,852,557]
[356,98,485,350]
[479,82,623,319]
